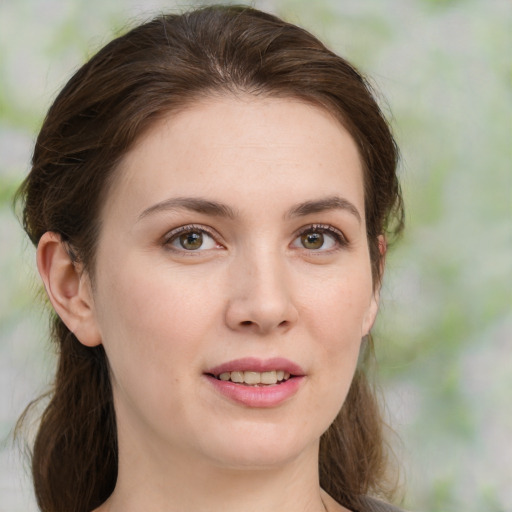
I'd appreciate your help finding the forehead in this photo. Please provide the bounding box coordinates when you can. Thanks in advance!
[103,95,364,222]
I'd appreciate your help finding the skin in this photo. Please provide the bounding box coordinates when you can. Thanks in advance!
[37,95,382,512]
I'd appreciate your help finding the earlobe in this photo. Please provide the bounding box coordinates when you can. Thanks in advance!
[36,232,102,347]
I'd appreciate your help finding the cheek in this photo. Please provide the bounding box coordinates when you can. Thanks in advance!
[300,267,374,398]
[92,262,221,434]
[93,260,215,381]
[303,269,374,340]
[99,255,209,327]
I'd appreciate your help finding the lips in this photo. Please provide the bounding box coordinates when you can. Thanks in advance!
[204,357,305,407]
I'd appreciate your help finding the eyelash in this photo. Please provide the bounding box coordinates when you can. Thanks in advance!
[162,223,348,253]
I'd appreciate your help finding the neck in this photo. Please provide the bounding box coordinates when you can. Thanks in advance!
[100,435,330,512]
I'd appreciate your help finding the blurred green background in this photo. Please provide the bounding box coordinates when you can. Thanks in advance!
[0,0,510,511]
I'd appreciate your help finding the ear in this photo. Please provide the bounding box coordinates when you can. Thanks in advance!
[362,235,387,336]
[36,232,102,347]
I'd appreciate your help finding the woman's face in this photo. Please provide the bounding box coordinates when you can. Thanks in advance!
[88,95,379,469]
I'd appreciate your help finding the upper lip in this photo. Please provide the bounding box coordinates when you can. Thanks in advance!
[206,357,305,377]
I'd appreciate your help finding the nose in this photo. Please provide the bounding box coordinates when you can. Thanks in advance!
[224,250,299,335]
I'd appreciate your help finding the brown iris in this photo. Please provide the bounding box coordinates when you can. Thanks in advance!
[179,231,203,250]
[301,231,324,249]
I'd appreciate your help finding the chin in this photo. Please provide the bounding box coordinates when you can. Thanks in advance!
[200,423,320,471]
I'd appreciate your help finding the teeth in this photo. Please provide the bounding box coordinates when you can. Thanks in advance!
[216,370,291,385]
[260,371,277,384]
[244,371,261,385]
[230,371,244,383]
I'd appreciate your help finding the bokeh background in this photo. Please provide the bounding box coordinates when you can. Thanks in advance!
[1,0,510,511]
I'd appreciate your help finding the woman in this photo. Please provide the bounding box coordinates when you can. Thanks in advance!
[16,5,405,512]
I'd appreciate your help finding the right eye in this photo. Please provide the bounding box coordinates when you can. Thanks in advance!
[165,226,220,252]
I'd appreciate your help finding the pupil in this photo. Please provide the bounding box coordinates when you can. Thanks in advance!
[180,232,203,250]
[302,232,323,249]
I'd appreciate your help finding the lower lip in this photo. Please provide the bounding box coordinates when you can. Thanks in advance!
[205,375,304,408]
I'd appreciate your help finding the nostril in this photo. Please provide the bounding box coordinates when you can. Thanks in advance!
[241,321,253,326]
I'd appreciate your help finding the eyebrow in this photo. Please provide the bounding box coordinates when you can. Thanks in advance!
[137,195,361,224]
[286,196,362,224]
[137,197,238,221]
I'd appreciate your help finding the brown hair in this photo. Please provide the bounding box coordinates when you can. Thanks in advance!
[16,5,404,512]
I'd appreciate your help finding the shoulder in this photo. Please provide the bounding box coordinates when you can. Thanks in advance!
[356,496,407,512]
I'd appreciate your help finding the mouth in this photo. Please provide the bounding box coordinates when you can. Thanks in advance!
[205,357,304,384]
[204,357,305,406]
[208,370,292,386]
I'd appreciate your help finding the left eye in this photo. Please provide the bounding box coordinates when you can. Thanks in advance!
[292,228,340,251]
[167,229,218,251]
